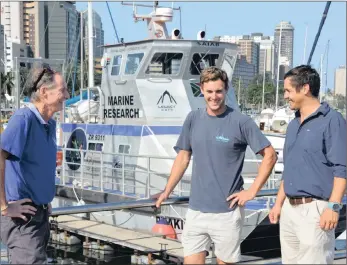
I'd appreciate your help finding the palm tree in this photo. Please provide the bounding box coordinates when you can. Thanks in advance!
[0,72,14,96]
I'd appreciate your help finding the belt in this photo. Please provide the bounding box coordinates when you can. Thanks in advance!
[288,197,314,206]
[25,202,49,210]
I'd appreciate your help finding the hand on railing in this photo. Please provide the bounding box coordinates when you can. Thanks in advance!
[152,191,170,209]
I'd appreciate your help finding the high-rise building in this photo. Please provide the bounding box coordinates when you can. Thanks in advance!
[45,1,78,62]
[0,2,24,44]
[83,10,104,58]
[252,33,275,80]
[237,38,259,74]
[217,35,259,75]
[334,66,346,96]
[232,54,256,89]
[0,25,4,73]
[4,37,28,72]
[274,21,294,81]
[23,1,46,58]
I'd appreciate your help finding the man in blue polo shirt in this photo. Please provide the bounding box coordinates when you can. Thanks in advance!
[0,65,69,264]
[269,65,346,264]
[155,67,277,264]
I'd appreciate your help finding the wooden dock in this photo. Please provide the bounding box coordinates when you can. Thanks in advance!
[51,215,184,258]
[51,215,346,264]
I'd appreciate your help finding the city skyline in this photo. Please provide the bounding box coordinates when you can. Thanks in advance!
[76,1,346,91]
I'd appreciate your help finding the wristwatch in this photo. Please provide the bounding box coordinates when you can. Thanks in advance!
[327,202,343,212]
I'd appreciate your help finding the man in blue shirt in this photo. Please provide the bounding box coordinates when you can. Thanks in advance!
[269,65,346,264]
[0,65,69,264]
[155,67,277,264]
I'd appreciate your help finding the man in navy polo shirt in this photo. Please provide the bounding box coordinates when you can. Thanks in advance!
[269,65,346,264]
[0,65,69,264]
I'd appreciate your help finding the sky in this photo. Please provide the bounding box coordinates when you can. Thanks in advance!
[76,1,346,91]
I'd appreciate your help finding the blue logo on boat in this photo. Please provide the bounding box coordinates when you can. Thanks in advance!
[215,135,230,143]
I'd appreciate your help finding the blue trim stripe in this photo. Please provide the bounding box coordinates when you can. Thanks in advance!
[61,123,183,136]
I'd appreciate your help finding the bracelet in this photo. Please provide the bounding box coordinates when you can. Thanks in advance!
[1,204,9,212]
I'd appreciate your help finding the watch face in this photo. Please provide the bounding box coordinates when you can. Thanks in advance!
[333,204,339,210]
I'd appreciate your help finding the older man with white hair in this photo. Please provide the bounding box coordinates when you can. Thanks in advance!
[0,65,69,264]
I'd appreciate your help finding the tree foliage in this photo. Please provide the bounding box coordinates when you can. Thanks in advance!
[233,73,284,109]
[64,60,102,97]
[0,72,14,96]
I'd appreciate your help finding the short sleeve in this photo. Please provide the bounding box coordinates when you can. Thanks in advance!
[0,114,30,161]
[325,114,346,178]
[173,111,194,153]
[241,118,271,154]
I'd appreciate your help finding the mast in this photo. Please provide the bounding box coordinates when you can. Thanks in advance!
[319,54,323,102]
[80,10,84,100]
[262,49,267,110]
[307,1,331,65]
[88,2,94,87]
[275,22,283,111]
[303,24,308,64]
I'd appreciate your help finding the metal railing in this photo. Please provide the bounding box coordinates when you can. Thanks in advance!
[58,147,281,199]
[51,188,279,217]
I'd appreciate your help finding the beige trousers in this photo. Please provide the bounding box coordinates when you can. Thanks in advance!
[280,198,335,264]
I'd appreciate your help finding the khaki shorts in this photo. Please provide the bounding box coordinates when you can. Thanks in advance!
[280,198,335,264]
[182,207,245,263]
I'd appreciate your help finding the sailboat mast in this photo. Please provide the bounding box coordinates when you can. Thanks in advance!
[303,24,308,64]
[275,22,283,111]
[88,2,94,88]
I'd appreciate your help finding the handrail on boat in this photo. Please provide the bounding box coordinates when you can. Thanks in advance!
[58,146,281,197]
[51,189,279,217]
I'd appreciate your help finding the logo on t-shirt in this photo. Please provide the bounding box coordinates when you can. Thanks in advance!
[215,135,230,143]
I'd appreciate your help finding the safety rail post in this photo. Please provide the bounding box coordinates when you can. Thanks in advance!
[100,152,104,191]
[147,157,151,198]
[80,149,84,188]
[122,154,125,195]
[62,148,66,185]
[87,87,91,123]
[271,168,277,205]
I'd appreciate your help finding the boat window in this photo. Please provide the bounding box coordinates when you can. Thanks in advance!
[88,142,103,151]
[111,55,122,76]
[190,53,219,75]
[118,144,130,154]
[125,53,144,75]
[221,54,236,79]
[145,52,183,75]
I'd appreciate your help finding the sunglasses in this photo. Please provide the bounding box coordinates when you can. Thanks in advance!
[31,66,56,93]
